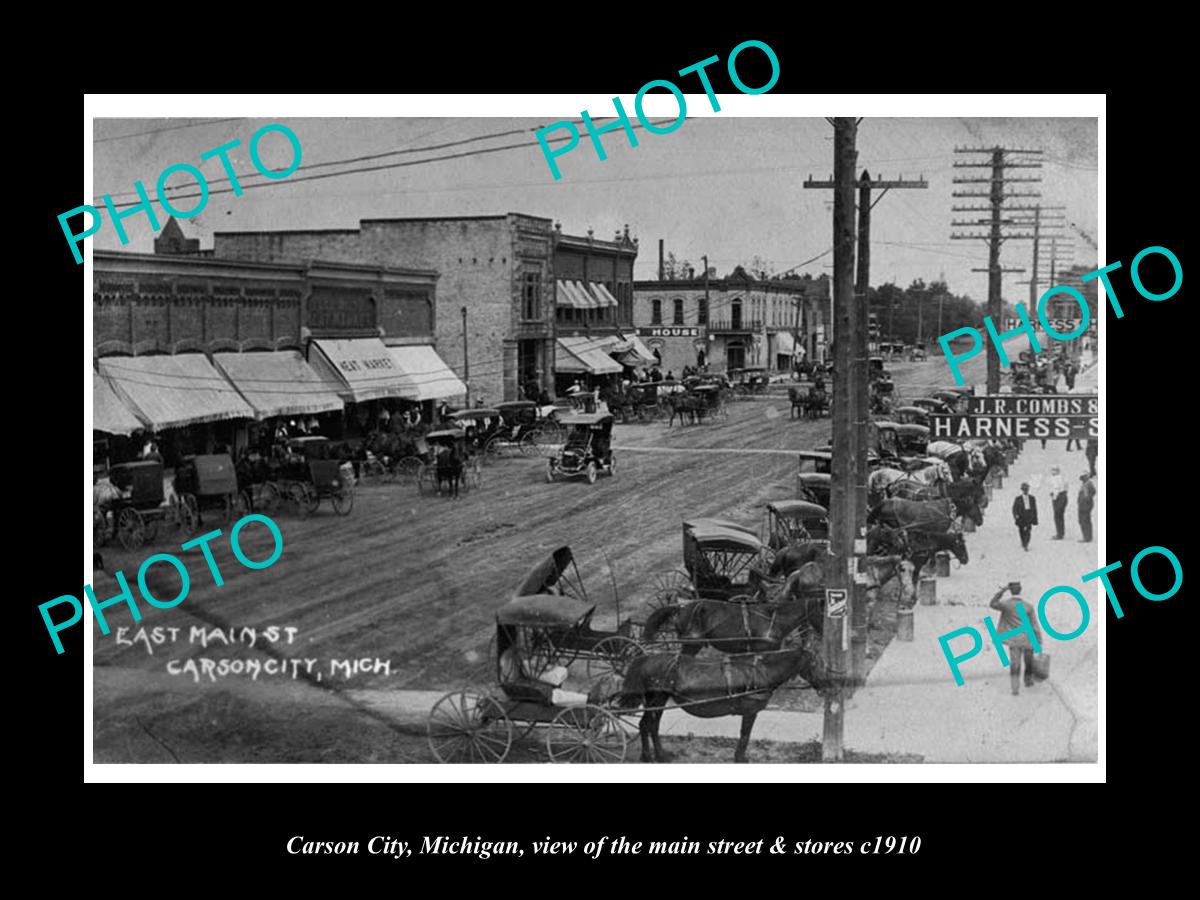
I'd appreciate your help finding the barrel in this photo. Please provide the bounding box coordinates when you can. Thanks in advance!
[919,577,937,605]
[935,551,951,578]
[897,608,915,641]
[961,515,977,533]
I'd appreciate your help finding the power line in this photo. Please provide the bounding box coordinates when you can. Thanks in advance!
[94,118,245,144]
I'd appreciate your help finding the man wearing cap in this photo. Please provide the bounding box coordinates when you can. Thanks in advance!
[1011,482,1038,551]
[1077,474,1096,542]
[1046,465,1069,540]
[989,582,1044,695]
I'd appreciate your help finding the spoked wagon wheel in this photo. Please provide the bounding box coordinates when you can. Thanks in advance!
[394,456,422,486]
[331,488,354,516]
[518,434,541,458]
[117,508,146,550]
[427,690,513,763]
[546,706,628,764]
[481,437,502,466]
[651,569,695,606]
[303,483,320,515]
[585,636,645,682]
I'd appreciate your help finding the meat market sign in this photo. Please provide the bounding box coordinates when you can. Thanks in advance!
[638,326,702,338]
[931,394,1097,440]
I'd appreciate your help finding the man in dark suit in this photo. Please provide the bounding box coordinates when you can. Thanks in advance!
[1012,482,1038,551]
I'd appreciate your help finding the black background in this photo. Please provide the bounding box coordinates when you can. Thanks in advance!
[22,27,1185,883]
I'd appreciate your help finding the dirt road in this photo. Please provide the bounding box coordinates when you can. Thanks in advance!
[92,356,987,762]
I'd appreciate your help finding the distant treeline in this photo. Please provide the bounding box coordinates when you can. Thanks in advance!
[868,279,988,345]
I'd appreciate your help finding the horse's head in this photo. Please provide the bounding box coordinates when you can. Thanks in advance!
[950,530,970,565]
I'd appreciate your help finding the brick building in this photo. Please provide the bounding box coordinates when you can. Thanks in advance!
[632,268,830,376]
[214,214,642,403]
[92,241,444,466]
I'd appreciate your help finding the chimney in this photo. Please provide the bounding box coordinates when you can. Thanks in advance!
[658,239,664,281]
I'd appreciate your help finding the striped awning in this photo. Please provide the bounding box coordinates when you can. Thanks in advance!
[307,338,419,403]
[556,279,596,310]
[93,372,146,435]
[556,336,623,375]
[386,345,467,401]
[591,282,619,308]
[213,350,345,420]
[98,354,255,430]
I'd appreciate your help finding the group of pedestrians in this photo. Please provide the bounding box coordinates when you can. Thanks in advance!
[1011,466,1096,549]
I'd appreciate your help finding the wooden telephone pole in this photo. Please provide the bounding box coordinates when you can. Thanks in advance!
[804,165,926,688]
[951,147,1043,393]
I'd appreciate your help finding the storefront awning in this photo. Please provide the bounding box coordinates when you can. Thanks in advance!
[556,336,623,375]
[556,279,596,310]
[93,372,146,435]
[98,354,255,430]
[615,333,657,366]
[591,282,619,308]
[387,345,467,401]
[307,338,419,403]
[213,350,345,420]
[776,331,797,356]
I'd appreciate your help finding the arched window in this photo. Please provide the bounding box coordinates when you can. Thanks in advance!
[673,298,685,325]
[651,298,662,324]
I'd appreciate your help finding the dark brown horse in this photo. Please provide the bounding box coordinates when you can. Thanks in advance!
[434,445,464,498]
[615,637,831,762]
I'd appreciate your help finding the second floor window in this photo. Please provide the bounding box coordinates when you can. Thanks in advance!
[523,272,541,320]
[651,298,662,324]
[697,297,708,325]
[673,298,684,325]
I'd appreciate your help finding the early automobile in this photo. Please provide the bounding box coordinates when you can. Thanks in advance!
[546,413,615,484]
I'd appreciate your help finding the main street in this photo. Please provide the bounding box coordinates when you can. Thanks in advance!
[91,349,1049,762]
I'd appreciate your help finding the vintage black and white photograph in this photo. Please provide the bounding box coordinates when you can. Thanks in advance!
[87,108,1100,766]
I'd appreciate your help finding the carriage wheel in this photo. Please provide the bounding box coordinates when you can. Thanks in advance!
[143,517,160,544]
[651,569,695,606]
[518,434,541,458]
[303,483,321,515]
[585,636,645,682]
[331,488,354,516]
[585,462,597,485]
[117,508,146,550]
[394,456,422,486]
[427,690,513,764]
[481,437,502,466]
[546,706,628,764]
[359,458,385,484]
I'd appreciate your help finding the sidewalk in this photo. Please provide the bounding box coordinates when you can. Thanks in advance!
[846,365,1099,762]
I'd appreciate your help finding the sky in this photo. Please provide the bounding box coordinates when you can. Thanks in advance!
[91,115,1098,302]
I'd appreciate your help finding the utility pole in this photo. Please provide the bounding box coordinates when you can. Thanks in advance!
[702,254,710,326]
[461,306,470,406]
[937,271,946,337]
[805,164,926,686]
[951,146,1042,393]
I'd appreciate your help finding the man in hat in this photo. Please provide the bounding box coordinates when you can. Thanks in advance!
[1046,465,1069,540]
[990,582,1044,695]
[1011,482,1038,551]
[1077,473,1096,542]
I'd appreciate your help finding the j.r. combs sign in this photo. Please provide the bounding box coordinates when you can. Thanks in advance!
[931,394,1098,440]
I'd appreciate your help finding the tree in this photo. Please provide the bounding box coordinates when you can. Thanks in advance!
[743,255,778,280]
[663,251,695,280]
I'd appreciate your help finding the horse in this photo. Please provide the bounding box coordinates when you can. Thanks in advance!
[904,529,969,591]
[869,497,956,533]
[614,636,831,762]
[666,394,704,427]
[434,445,464,498]
[788,386,804,419]
[659,588,826,656]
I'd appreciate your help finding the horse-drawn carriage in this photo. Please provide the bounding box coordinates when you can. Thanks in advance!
[789,380,830,419]
[609,382,668,424]
[764,500,829,548]
[729,367,770,396]
[870,377,896,415]
[417,428,483,496]
[546,413,615,484]
[274,436,354,516]
[894,423,930,458]
[479,401,547,461]
[796,471,832,508]
[681,519,767,601]
[94,460,190,550]
[894,405,931,427]
[172,453,244,531]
